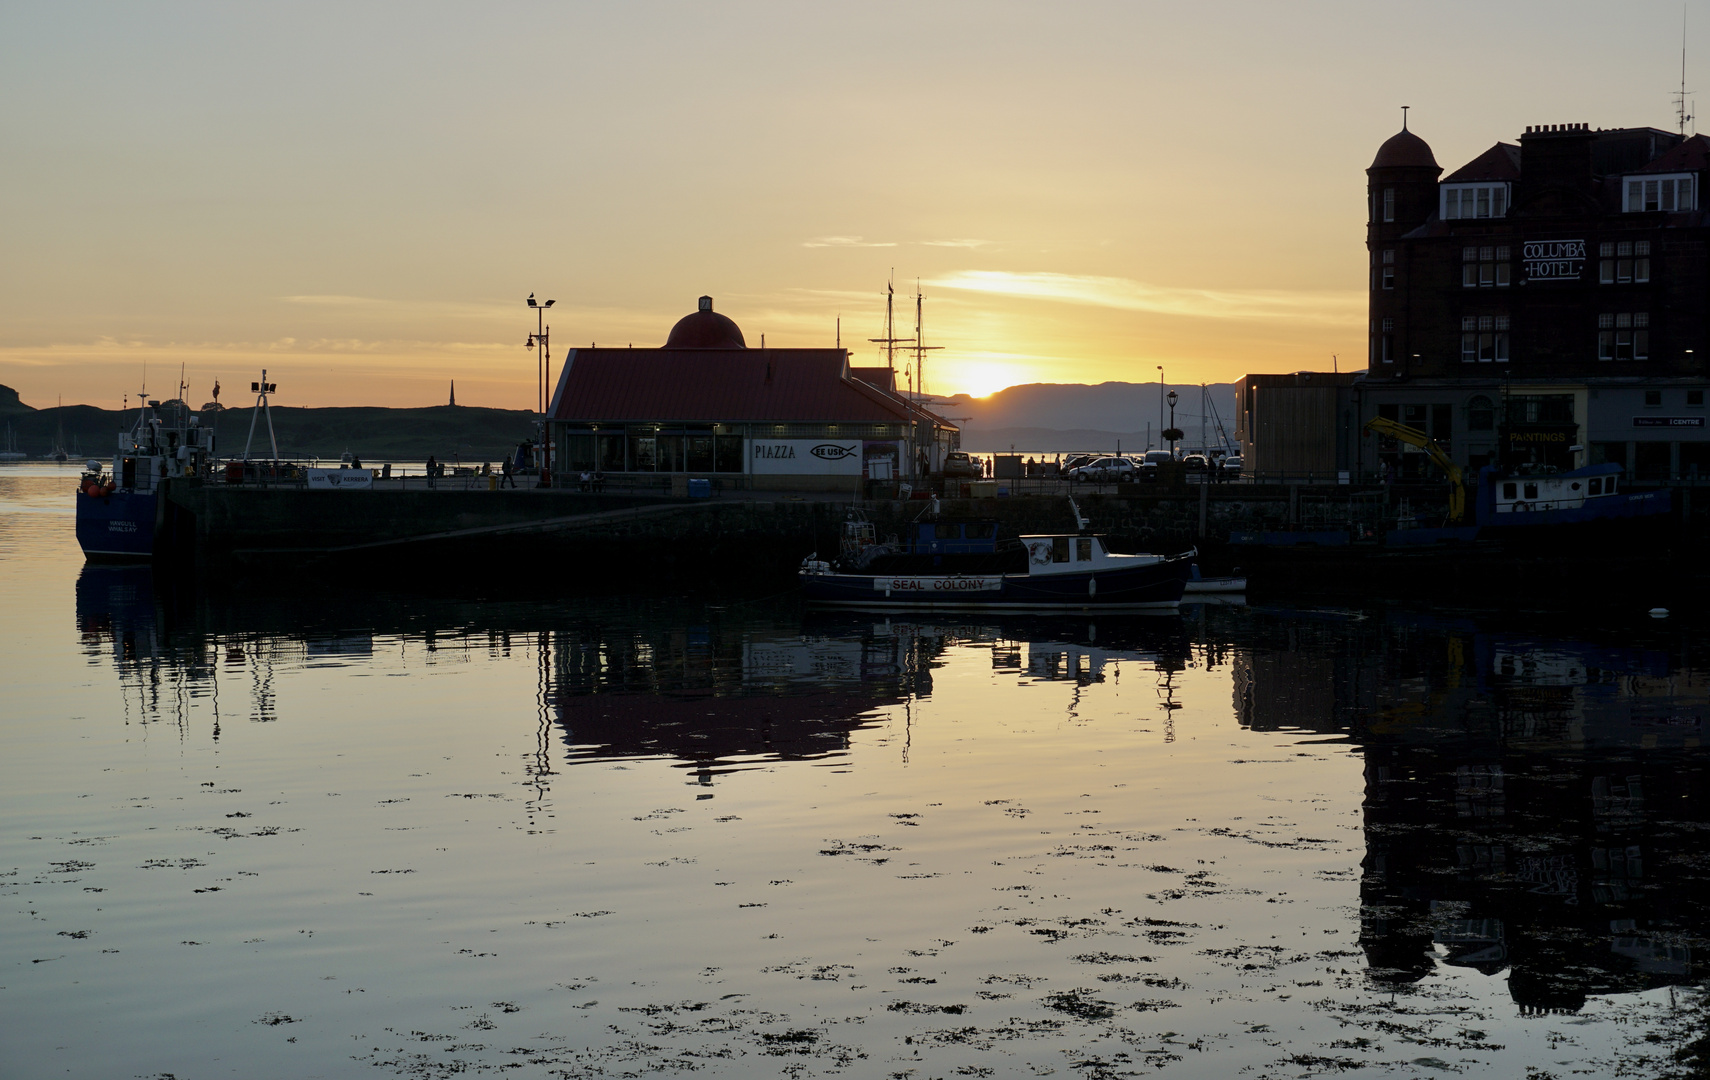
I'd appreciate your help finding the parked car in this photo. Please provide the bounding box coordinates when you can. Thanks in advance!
[1182,453,1209,472]
[1220,454,1244,478]
[941,451,981,479]
[1137,449,1175,480]
[1068,455,1136,483]
[1061,454,1096,473]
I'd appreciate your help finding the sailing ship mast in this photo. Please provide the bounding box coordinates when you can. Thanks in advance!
[868,274,913,381]
[910,282,943,400]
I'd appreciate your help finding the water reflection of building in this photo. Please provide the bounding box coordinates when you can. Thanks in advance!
[1231,610,1710,1012]
[546,615,1193,781]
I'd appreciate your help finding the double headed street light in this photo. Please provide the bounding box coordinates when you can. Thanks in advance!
[527,293,555,485]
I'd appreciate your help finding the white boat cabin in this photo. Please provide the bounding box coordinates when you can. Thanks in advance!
[1491,469,1621,515]
[1020,534,1162,575]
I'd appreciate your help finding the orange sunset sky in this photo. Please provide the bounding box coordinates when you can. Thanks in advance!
[2,1,1704,408]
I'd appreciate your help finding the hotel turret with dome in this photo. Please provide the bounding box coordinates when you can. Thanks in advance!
[545,296,959,491]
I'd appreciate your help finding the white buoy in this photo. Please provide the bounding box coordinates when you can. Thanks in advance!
[1649,607,1670,618]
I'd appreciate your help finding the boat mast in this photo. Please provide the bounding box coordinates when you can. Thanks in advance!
[911,282,942,402]
[242,369,279,463]
[868,272,913,386]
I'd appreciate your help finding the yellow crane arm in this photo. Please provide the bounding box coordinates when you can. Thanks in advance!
[1362,416,1467,524]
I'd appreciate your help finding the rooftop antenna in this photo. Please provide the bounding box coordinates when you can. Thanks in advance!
[1401,105,1410,130]
[1678,5,1696,135]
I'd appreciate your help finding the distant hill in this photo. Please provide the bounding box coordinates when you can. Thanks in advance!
[939,381,1242,453]
[0,393,537,462]
[0,384,35,415]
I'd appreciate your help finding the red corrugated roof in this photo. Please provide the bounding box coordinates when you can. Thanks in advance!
[549,348,926,424]
[1443,142,1521,183]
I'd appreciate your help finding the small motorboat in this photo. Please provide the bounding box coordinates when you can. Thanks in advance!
[799,516,1192,611]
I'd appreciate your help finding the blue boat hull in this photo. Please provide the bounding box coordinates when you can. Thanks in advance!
[801,554,1191,611]
[75,489,158,561]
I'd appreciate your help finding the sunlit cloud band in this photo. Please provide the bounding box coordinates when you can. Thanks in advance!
[929,271,1363,325]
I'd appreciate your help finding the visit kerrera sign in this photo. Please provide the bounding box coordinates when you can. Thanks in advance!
[1522,240,1585,281]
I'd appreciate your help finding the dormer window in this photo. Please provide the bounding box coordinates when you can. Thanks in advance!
[1624,174,1696,212]
[1442,183,1510,219]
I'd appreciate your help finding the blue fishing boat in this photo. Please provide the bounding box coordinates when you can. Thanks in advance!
[75,393,216,562]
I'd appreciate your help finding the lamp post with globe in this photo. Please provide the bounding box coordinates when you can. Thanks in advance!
[527,293,555,485]
[1163,390,1183,458]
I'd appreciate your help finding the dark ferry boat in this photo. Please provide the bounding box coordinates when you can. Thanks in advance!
[800,516,1192,611]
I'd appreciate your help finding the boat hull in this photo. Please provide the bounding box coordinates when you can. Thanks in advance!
[75,489,158,561]
[801,554,1191,611]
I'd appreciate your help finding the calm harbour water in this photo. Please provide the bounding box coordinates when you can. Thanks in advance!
[3,462,1708,1079]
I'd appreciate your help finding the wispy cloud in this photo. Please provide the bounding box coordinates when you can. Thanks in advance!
[802,236,897,248]
[928,270,1363,324]
[919,238,993,249]
[278,294,384,306]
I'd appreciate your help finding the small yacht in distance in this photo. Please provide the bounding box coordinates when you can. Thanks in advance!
[800,516,1192,611]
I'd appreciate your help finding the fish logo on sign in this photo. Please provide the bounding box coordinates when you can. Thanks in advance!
[810,444,856,460]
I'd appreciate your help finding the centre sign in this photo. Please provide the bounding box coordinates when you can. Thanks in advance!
[1522,239,1585,282]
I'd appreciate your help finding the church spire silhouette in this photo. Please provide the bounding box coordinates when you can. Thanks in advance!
[449,380,456,407]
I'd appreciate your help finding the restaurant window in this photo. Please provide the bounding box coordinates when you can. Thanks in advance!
[598,434,625,472]
[627,434,658,471]
[1461,315,1510,363]
[1597,312,1649,360]
[715,434,743,472]
[1598,240,1651,284]
[685,433,715,472]
[563,433,596,471]
[656,433,684,472]
[1462,245,1512,288]
[1468,396,1495,431]
[1625,174,1696,212]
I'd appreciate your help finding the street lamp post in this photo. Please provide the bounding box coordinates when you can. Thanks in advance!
[527,293,555,486]
[1166,390,1179,456]
[1156,366,1164,450]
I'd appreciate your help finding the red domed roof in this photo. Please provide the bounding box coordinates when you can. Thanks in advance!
[1371,127,1439,170]
[665,296,746,349]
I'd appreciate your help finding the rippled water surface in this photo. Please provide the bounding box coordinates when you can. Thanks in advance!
[4,462,1709,1078]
